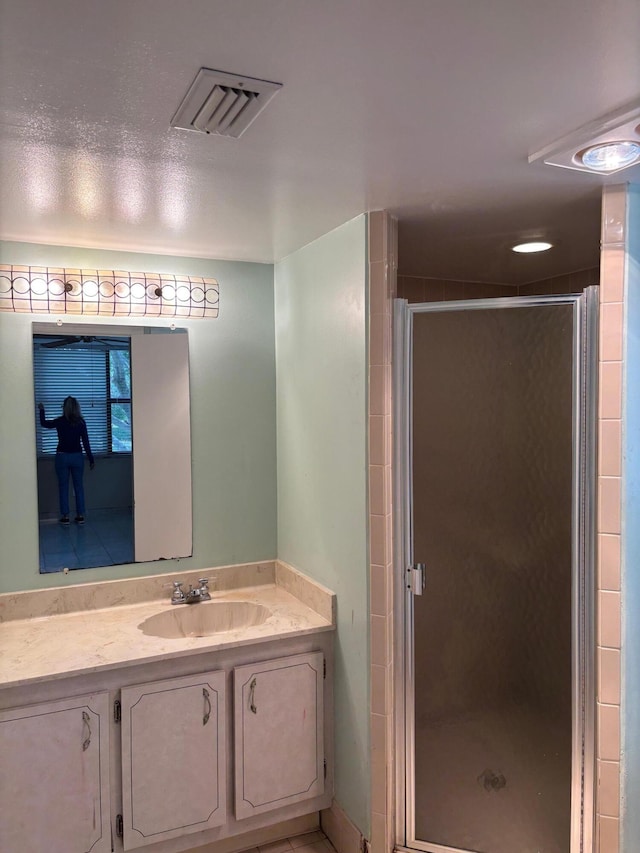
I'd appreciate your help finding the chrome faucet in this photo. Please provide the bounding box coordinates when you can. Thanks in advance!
[171,578,212,604]
[186,578,212,604]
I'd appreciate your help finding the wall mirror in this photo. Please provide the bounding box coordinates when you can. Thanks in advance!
[33,322,192,573]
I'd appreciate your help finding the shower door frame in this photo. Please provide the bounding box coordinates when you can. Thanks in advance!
[393,291,599,853]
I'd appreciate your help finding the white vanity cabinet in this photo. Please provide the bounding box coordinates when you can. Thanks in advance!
[0,692,112,853]
[234,652,324,820]
[121,670,226,850]
[0,628,333,853]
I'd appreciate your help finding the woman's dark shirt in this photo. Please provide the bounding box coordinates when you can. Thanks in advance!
[39,410,95,464]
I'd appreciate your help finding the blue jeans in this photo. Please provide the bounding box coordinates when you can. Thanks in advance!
[55,452,86,516]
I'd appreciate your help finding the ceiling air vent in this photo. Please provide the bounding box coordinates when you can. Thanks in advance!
[171,68,282,138]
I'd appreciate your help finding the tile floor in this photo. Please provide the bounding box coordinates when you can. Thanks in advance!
[251,831,335,853]
[39,507,134,572]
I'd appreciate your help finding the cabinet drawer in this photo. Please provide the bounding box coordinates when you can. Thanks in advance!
[234,651,324,820]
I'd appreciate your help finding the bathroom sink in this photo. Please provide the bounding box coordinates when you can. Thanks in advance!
[139,601,271,639]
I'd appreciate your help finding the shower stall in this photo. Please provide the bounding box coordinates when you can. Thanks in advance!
[394,292,598,853]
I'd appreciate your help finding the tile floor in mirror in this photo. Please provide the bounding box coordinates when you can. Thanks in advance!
[39,507,134,572]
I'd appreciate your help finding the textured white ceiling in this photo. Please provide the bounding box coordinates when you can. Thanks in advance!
[1,0,639,282]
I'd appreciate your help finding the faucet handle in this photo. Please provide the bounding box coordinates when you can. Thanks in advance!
[170,581,186,604]
[197,578,211,599]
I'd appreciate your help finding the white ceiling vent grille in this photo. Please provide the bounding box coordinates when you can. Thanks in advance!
[171,68,282,138]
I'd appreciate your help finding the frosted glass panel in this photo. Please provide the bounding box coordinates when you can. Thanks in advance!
[412,305,574,853]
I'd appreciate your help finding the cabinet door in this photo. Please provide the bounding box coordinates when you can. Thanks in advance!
[0,692,111,853]
[234,651,324,820]
[121,670,225,849]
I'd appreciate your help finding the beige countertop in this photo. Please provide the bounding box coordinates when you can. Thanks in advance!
[0,561,335,690]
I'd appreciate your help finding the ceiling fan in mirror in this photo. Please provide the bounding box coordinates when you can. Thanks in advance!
[35,335,129,349]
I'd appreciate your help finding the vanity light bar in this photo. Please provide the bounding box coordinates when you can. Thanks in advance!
[0,265,219,318]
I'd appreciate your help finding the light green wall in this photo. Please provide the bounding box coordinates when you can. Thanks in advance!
[0,241,277,592]
[1,230,373,837]
[275,216,370,835]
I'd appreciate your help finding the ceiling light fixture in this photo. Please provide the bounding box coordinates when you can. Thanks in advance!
[512,241,553,254]
[578,140,640,172]
[529,101,640,175]
[0,265,220,318]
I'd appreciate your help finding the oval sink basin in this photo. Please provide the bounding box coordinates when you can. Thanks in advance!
[140,601,271,639]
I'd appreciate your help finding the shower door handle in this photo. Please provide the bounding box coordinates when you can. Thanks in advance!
[408,563,426,595]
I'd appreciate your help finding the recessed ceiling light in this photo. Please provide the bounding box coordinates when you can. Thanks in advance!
[577,140,640,172]
[512,241,553,254]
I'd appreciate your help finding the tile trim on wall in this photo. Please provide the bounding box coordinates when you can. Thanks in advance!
[321,800,364,853]
[368,211,397,853]
[596,184,626,853]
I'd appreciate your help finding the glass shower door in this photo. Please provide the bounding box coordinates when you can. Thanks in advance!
[397,294,596,853]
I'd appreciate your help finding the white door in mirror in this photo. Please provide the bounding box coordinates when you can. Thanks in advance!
[132,333,192,562]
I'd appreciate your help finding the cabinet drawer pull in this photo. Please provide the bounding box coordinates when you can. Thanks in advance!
[249,678,257,714]
[82,711,91,751]
[203,688,211,726]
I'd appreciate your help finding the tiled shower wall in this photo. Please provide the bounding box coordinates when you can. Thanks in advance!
[396,276,515,302]
[397,266,600,304]
[519,267,600,296]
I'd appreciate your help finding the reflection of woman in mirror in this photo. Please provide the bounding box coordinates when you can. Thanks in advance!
[38,396,95,525]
